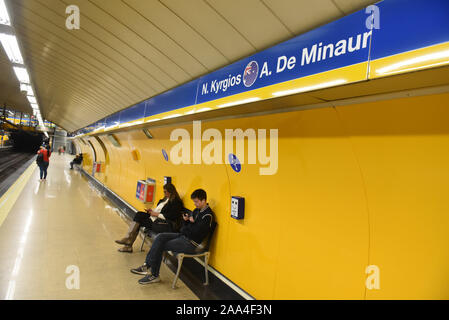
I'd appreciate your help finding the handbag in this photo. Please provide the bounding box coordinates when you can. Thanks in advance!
[151,218,171,233]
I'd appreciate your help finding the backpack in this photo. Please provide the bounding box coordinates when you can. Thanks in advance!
[36,152,44,164]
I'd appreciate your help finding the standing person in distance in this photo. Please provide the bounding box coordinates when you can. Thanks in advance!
[37,144,51,181]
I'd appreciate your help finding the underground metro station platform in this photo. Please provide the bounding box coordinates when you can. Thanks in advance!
[1,0,449,309]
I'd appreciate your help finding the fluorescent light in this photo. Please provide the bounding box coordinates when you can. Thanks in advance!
[378,61,449,75]
[118,120,143,128]
[0,34,24,64]
[13,67,30,83]
[26,85,34,96]
[94,125,106,132]
[0,0,11,26]
[20,83,27,92]
[105,121,119,128]
[376,49,449,75]
[31,103,39,109]
[145,118,160,123]
[272,79,347,97]
[217,97,261,108]
[27,96,36,104]
[162,113,182,119]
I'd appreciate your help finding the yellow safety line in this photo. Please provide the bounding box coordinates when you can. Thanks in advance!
[0,162,37,228]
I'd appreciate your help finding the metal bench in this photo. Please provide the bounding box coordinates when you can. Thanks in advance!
[139,227,158,251]
[170,221,217,289]
[138,217,217,289]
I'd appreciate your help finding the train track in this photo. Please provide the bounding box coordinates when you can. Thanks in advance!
[0,150,36,182]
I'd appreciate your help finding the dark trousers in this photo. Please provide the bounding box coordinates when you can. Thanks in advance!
[38,162,49,179]
[134,211,172,233]
[133,211,153,229]
[145,233,196,277]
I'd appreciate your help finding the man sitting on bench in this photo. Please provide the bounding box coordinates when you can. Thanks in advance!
[130,188,214,284]
[70,153,83,169]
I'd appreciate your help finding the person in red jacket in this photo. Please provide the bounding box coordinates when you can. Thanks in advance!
[37,145,51,181]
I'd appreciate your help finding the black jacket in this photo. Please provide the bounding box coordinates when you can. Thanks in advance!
[180,205,214,244]
[157,197,183,232]
[73,155,83,164]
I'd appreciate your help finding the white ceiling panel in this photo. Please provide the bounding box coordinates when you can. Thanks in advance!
[161,0,256,60]
[207,0,293,50]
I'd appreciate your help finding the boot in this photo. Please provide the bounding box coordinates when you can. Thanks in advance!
[115,221,140,245]
[118,225,140,253]
[118,245,133,253]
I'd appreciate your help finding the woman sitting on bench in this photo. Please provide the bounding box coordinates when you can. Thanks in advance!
[115,183,183,253]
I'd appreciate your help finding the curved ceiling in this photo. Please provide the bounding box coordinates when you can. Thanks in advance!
[0,49,31,114]
[2,0,376,132]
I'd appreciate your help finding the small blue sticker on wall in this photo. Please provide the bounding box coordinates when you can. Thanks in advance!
[228,153,241,173]
[162,149,169,161]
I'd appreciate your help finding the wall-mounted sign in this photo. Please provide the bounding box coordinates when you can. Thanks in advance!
[229,153,241,173]
[162,149,169,161]
[136,179,156,203]
[73,0,449,137]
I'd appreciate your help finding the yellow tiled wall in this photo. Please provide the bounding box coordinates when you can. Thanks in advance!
[75,92,449,299]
